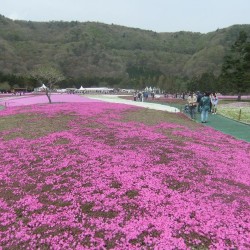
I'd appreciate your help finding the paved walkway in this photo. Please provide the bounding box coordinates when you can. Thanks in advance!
[196,113,250,143]
[87,95,250,143]
[179,106,250,143]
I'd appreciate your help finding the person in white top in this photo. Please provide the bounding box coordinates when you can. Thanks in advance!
[187,92,197,119]
[211,93,219,114]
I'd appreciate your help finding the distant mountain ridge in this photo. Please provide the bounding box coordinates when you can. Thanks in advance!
[1,14,250,83]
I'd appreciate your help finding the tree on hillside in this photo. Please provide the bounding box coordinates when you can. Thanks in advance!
[30,65,65,103]
[198,72,216,92]
[187,76,199,92]
[0,81,11,92]
[219,31,250,100]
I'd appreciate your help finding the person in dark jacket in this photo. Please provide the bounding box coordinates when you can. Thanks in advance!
[200,92,211,123]
[196,91,203,113]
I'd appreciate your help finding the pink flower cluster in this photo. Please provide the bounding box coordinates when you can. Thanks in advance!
[0,99,249,249]
[1,93,102,107]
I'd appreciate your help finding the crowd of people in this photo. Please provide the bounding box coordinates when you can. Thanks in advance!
[133,91,155,102]
[187,92,219,123]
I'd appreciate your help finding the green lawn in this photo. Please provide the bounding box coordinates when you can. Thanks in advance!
[218,101,250,124]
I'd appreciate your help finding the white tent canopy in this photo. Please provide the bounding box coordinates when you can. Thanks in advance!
[78,87,114,92]
[34,84,47,92]
[41,84,47,89]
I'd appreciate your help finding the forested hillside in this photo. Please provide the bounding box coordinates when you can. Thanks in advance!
[1,14,250,90]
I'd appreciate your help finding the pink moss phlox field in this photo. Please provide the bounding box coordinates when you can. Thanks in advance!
[0,101,249,249]
[0,94,102,107]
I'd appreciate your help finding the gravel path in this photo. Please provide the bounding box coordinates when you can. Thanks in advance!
[86,94,180,113]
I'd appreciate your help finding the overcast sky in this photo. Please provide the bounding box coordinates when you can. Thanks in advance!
[1,0,250,33]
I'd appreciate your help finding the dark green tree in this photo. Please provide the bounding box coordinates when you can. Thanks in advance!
[0,81,11,91]
[187,76,199,92]
[198,72,217,92]
[219,31,250,100]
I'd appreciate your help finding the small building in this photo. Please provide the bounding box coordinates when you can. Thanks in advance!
[12,88,27,95]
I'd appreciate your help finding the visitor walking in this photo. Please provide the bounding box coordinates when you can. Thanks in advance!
[187,92,197,120]
[133,92,137,101]
[137,92,142,101]
[209,93,213,113]
[200,92,211,123]
[211,93,219,114]
[196,91,203,113]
